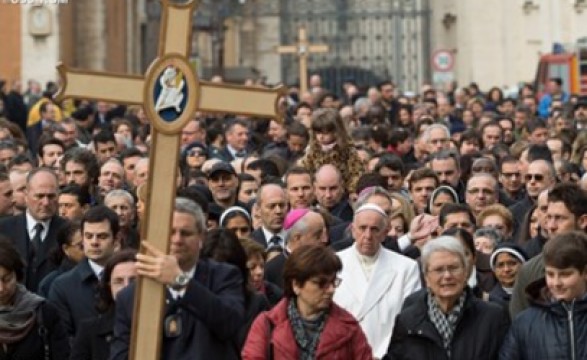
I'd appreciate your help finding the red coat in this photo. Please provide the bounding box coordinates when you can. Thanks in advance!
[242,298,372,360]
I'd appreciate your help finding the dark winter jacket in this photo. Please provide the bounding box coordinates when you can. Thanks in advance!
[384,287,510,360]
[0,301,70,360]
[499,278,587,360]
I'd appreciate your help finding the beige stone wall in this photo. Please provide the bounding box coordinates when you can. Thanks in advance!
[249,16,281,84]
[430,0,587,90]
[20,3,61,86]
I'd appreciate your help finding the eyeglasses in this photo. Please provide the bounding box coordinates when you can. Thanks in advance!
[524,173,544,182]
[310,276,342,289]
[427,264,464,277]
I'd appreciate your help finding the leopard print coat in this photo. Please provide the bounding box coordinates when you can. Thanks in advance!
[300,143,364,194]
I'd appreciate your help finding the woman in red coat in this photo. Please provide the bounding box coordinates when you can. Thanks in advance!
[242,244,372,360]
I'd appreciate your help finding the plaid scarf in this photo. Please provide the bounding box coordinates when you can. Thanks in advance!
[287,299,328,360]
[427,288,467,358]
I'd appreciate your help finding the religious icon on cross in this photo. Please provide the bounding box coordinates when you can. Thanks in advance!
[154,66,186,114]
[54,1,286,359]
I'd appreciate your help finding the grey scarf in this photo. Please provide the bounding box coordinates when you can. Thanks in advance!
[287,299,328,360]
[427,288,466,358]
[0,284,45,344]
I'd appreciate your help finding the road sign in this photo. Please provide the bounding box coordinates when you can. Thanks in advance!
[433,71,455,84]
[432,49,454,72]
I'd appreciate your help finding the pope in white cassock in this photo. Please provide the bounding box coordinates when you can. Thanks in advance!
[334,203,421,358]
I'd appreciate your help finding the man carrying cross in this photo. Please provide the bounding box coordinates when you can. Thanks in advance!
[110,197,245,360]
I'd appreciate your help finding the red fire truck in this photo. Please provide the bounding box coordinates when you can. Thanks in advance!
[534,40,587,98]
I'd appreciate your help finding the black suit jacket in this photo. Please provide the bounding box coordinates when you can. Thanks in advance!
[70,311,114,360]
[0,213,68,292]
[250,228,267,247]
[48,258,101,336]
[213,146,236,162]
[110,259,245,360]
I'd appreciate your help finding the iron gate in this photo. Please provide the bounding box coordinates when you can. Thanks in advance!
[279,0,431,95]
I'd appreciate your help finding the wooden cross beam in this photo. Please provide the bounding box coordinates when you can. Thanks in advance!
[54,1,285,360]
[276,26,329,95]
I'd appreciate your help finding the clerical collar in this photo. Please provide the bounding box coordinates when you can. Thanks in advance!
[354,245,381,264]
[354,245,380,282]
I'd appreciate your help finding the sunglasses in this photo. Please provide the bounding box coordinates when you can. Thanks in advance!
[524,173,544,182]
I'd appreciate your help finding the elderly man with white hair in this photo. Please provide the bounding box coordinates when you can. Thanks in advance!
[334,203,421,358]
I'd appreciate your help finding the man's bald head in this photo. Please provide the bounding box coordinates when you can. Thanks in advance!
[314,164,345,209]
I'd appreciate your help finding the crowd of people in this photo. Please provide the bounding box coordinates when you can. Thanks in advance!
[0,74,586,359]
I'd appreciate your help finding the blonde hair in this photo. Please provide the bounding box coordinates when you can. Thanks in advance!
[477,203,514,235]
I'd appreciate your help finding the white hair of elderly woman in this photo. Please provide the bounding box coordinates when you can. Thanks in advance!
[421,236,469,273]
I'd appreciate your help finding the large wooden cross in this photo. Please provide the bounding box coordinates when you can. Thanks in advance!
[54,1,285,359]
[276,26,329,95]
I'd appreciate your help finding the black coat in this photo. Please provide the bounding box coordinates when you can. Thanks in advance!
[0,214,68,292]
[48,258,101,336]
[110,259,245,360]
[264,253,287,289]
[488,284,511,310]
[508,195,534,240]
[70,311,114,360]
[327,198,354,223]
[500,278,587,360]
[522,233,547,259]
[263,280,283,306]
[385,288,510,360]
[0,301,70,360]
[37,259,76,298]
[235,292,270,351]
[3,90,28,132]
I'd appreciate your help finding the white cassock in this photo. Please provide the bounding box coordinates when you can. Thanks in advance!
[334,245,421,358]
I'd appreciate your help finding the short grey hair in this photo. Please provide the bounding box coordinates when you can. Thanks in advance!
[354,186,392,210]
[104,189,135,207]
[285,214,310,245]
[421,236,469,272]
[422,123,450,143]
[474,227,503,246]
[175,197,206,234]
[467,172,499,192]
[353,97,371,114]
